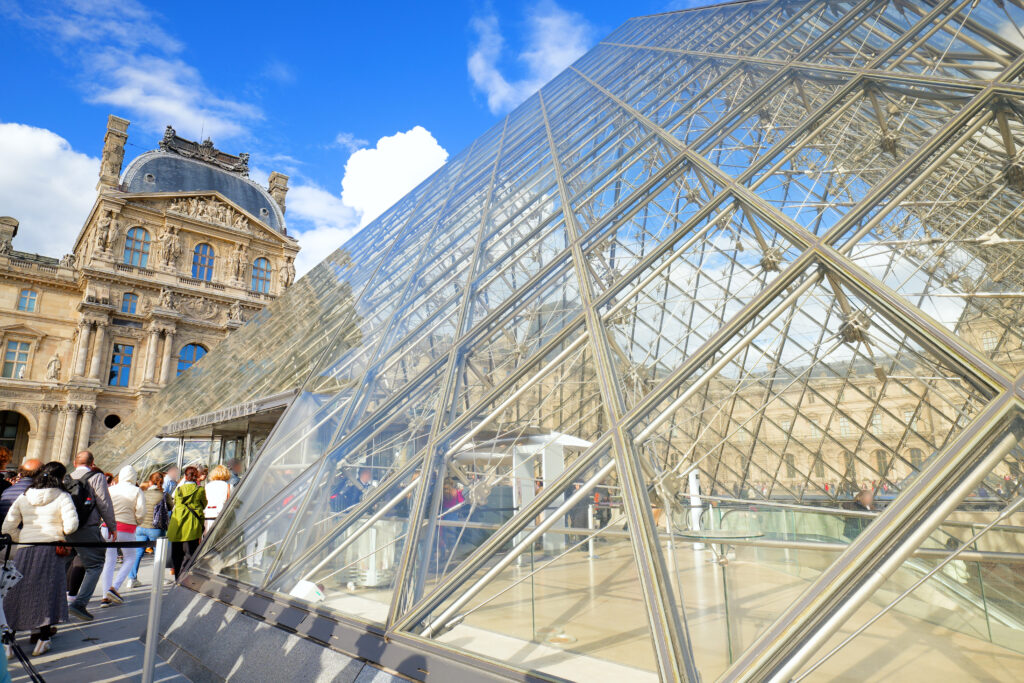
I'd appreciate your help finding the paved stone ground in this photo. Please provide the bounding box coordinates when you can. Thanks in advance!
[5,552,189,683]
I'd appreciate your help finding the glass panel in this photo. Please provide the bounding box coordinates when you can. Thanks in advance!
[627,268,994,677]
[417,456,661,681]
[839,104,1024,375]
[746,81,977,237]
[266,463,424,625]
[793,423,1024,681]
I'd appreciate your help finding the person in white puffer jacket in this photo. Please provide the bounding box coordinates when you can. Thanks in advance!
[1,461,78,656]
[99,465,145,604]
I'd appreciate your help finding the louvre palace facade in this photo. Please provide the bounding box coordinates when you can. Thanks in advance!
[91,1,1024,681]
[0,115,299,466]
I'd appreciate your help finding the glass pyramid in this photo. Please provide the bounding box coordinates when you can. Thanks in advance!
[99,2,1024,680]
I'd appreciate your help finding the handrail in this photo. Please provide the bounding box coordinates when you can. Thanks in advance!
[427,517,1024,565]
[694,494,1024,535]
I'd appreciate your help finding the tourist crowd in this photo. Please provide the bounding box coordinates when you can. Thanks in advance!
[0,446,242,663]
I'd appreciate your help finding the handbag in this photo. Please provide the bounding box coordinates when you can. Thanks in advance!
[0,534,21,598]
[55,544,71,557]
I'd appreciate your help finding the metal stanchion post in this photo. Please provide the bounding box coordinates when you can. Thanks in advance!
[142,537,170,683]
[587,502,597,558]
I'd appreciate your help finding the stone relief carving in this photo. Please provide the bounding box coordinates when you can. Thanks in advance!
[169,197,249,232]
[159,126,249,176]
[102,136,125,178]
[158,288,175,309]
[0,240,11,256]
[228,300,244,323]
[178,295,219,321]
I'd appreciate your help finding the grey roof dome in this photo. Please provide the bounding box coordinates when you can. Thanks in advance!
[121,151,286,233]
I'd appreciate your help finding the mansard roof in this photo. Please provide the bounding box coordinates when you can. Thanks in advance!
[120,128,286,234]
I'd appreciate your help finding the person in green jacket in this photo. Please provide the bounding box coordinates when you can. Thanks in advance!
[167,465,207,578]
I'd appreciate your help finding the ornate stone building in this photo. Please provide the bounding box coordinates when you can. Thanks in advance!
[0,115,299,466]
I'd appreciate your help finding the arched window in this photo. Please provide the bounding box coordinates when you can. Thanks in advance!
[17,289,37,312]
[909,448,924,468]
[874,449,888,475]
[177,343,207,376]
[123,228,151,268]
[251,257,271,293]
[981,330,998,352]
[192,243,215,281]
[121,292,138,314]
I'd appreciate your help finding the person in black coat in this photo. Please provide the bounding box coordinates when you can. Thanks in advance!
[0,458,41,524]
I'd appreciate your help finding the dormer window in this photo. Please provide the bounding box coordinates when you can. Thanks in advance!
[259,207,269,217]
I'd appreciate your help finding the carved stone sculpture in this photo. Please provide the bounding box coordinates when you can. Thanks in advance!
[229,244,247,281]
[95,212,112,251]
[159,288,175,309]
[157,227,182,268]
[46,353,61,381]
[281,256,296,288]
[60,253,77,268]
[229,300,243,323]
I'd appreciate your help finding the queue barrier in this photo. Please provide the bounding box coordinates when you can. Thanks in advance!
[0,532,170,683]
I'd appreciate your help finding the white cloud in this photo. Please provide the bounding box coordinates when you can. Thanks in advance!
[341,126,448,227]
[334,132,368,154]
[0,122,98,255]
[87,52,261,140]
[287,126,449,276]
[262,60,295,84]
[5,1,259,140]
[286,184,362,276]
[468,2,594,114]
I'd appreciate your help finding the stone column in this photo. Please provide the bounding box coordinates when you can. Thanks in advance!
[76,406,95,453]
[73,323,93,377]
[144,328,161,383]
[30,405,55,460]
[88,323,108,381]
[159,329,175,385]
[58,405,80,465]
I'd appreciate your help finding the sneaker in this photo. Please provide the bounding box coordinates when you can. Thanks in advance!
[126,577,141,589]
[68,605,94,622]
[104,588,124,605]
[5,644,12,660]
[100,599,112,608]
[32,639,50,656]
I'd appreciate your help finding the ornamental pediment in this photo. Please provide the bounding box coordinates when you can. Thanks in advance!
[0,323,46,339]
[157,194,292,245]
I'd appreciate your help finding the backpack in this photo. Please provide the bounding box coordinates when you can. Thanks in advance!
[63,470,101,526]
[153,495,169,531]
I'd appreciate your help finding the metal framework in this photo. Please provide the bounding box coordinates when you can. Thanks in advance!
[101,1,1024,681]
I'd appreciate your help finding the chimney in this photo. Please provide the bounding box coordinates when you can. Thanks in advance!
[268,172,289,214]
[0,217,17,250]
[97,115,130,190]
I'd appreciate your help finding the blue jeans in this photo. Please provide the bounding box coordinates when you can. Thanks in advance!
[67,525,106,611]
[132,527,165,579]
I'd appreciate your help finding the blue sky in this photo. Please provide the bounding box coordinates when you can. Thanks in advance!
[0,0,707,274]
